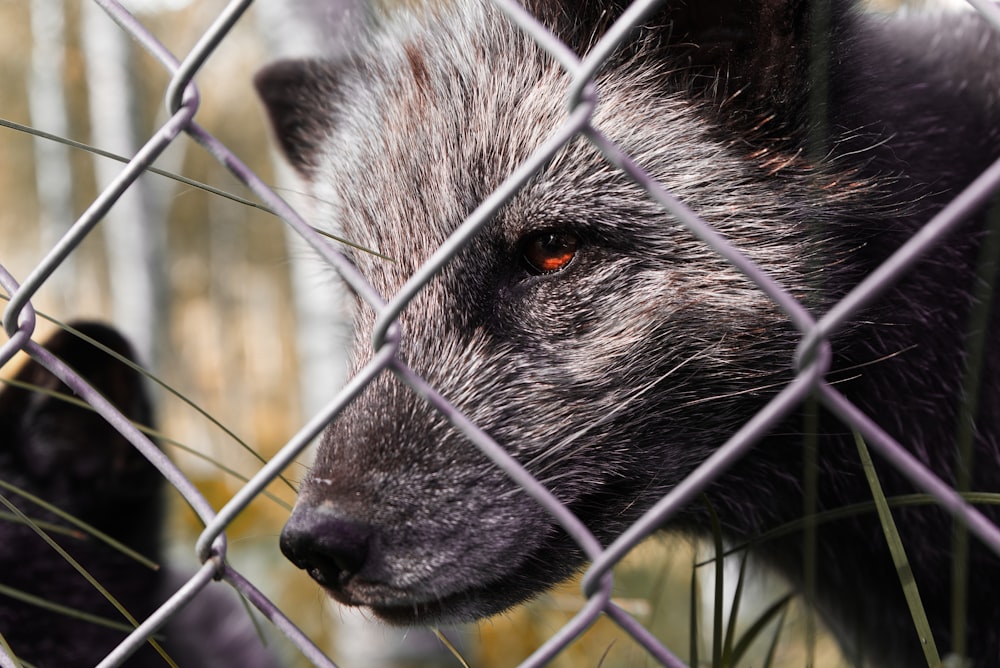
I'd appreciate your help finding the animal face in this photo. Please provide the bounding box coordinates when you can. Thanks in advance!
[258,0,1000,663]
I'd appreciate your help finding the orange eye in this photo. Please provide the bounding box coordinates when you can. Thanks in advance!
[521,231,579,274]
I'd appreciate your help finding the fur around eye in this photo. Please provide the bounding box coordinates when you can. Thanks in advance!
[519,230,579,274]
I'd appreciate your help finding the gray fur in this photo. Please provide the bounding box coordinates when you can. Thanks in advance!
[257,1,1000,665]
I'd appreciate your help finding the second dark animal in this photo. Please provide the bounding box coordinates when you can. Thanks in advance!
[0,323,280,667]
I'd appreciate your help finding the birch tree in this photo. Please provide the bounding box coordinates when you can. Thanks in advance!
[28,0,76,312]
[80,1,167,367]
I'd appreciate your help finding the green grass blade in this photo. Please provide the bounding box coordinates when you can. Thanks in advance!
[0,117,390,260]
[854,430,941,667]
[689,553,700,668]
[728,592,793,666]
[950,198,1000,660]
[0,510,84,538]
[432,628,471,668]
[0,376,292,512]
[0,495,176,667]
[704,498,725,667]
[802,394,820,666]
[0,481,159,571]
[760,607,789,668]
[59,319,299,494]
[0,584,137,634]
[0,627,24,668]
[0,311,299,503]
[711,492,1000,563]
[721,550,750,666]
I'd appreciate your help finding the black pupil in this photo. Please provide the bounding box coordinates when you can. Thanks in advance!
[523,231,577,273]
[539,233,565,252]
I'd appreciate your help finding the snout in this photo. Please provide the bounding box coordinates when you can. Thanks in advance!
[279,502,477,624]
[280,504,373,596]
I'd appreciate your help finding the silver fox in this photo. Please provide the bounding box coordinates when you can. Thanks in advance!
[256,0,1000,665]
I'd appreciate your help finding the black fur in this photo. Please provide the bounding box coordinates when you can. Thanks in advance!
[0,324,279,667]
[257,1,1000,665]
[0,323,167,666]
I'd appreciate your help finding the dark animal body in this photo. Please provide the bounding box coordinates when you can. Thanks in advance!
[0,324,279,667]
[256,0,1000,665]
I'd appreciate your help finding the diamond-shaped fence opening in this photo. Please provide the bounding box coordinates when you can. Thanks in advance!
[1,0,998,666]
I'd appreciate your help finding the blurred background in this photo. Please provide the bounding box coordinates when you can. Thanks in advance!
[2,0,941,665]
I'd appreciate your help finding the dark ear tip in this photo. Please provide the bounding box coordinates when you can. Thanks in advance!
[255,59,337,176]
[28,321,150,420]
[46,321,139,364]
[253,60,307,103]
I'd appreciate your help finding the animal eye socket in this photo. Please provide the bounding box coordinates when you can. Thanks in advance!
[520,230,579,274]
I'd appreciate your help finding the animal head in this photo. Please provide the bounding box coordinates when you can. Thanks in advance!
[257,0,871,624]
[0,323,164,664]
[0,323,159,535]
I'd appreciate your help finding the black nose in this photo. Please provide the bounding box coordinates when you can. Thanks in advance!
[280,506,372,588]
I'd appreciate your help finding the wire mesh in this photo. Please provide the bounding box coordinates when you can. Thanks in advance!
[1,0,998,666]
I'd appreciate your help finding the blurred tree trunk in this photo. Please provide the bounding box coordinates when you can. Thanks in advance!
[80,1,167,368]
[253,0,369,418]
[28,0,76,311]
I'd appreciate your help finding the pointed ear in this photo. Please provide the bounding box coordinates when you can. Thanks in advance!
[23,322,150,422]
[254,59,342,177]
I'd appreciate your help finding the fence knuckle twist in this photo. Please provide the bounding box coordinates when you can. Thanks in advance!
[1,0,999,667]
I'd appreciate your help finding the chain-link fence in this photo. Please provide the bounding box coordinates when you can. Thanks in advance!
[2,0,1000,666]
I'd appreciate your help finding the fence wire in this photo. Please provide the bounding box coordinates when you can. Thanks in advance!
[1,0,999,666]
